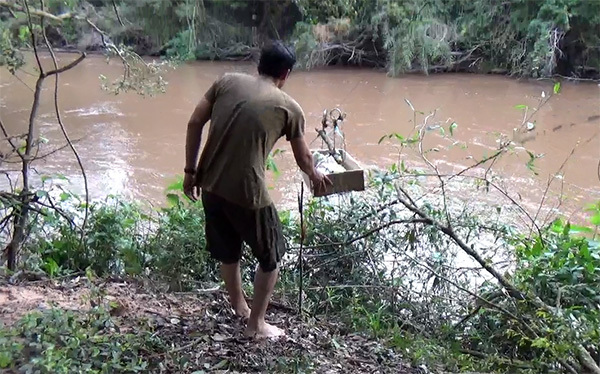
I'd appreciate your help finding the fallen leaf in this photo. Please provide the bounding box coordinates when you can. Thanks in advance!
[212,359,228,370]
[212,333,228,342]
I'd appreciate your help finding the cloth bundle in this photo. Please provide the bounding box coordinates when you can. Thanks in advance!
[313,151,346,174]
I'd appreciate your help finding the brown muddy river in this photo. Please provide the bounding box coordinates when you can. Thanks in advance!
[1,53,599,222]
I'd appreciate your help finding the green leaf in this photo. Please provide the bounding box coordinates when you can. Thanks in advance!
[378,135,388,144]
[514,104,528,110]
[553,82,561,95]
[166,193,180,207]
[531,337,550,348]
[394,133,405,141]
[166,176,184,192]
[331,338,341,349]
[551,219,565,233]
[0,351,11,368]
[580,244,591,261]
[60,192,70,202]
[45,258,59,277]
[439,127,445,136]
[449,122,458,136]
[590,213,600,226]
[531,239,543,257]
[584,261,595,274]
[212,360,228,370]
[569,225,593,234]
[35,190,48,198]
[266,156,279,176]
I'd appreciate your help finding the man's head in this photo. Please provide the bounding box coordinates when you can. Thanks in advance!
[257,40,296,88]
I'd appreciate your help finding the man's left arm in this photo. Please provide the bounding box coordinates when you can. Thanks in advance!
[185,97,213,173]
[183,96,213,201]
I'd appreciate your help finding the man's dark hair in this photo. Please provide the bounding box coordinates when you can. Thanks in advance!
[257,40,296,79]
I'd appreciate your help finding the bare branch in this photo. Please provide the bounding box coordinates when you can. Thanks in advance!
[0,118,25,162]
[111,0,124,27]
[35,138,83,159]
[42,53,86,78]
[40,0,89,243]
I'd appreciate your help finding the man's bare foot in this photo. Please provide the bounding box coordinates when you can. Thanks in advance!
[244,321,285,339]
[234,304,251,319]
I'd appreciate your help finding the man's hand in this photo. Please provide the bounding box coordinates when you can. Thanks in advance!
[309,170,332,194]
[290,136,333,194]
[183,172,199,201]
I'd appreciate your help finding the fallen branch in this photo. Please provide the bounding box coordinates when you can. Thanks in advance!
[0,0,71,23]
[394,182,600,374]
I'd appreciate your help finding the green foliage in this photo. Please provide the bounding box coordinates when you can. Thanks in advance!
[164,30,196,61]
[292,0,600,77]
[26,196,149,277]
[459,208,600,370]
[145,192,219,291]
[0,306,160,373]
[0,20,25,74]
[24,184,220,290]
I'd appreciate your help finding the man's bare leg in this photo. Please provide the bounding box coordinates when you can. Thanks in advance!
[245,264,284,338]
[221,262,251,319]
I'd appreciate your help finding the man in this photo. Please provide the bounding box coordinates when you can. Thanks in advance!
[182,41,331,338]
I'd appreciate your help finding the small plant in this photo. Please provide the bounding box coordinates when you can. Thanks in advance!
[0,306,162,373]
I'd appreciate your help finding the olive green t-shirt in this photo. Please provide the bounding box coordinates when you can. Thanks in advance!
[195,72,305,209]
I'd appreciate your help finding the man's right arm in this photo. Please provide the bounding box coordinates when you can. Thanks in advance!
[284,98,331,189]
[290,136,316,177]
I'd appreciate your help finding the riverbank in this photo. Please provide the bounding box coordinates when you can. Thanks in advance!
[0,276,418,373]
[1,178,599,373]
[2,0,599,80]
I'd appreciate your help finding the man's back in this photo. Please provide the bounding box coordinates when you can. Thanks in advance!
[196,72,305,209]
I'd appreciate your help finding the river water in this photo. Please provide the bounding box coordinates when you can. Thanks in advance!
[1,53,599,222]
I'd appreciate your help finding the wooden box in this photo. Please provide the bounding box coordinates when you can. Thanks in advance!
[301,149,365,197]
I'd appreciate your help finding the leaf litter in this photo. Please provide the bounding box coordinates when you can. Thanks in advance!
[0,276,418,373]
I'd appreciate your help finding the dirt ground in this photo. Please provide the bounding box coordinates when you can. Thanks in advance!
[0,276,419,373]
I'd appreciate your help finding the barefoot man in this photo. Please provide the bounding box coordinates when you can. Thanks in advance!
[182,41,331,338]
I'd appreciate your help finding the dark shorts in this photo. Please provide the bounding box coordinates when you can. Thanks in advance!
[201,190,286,272]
